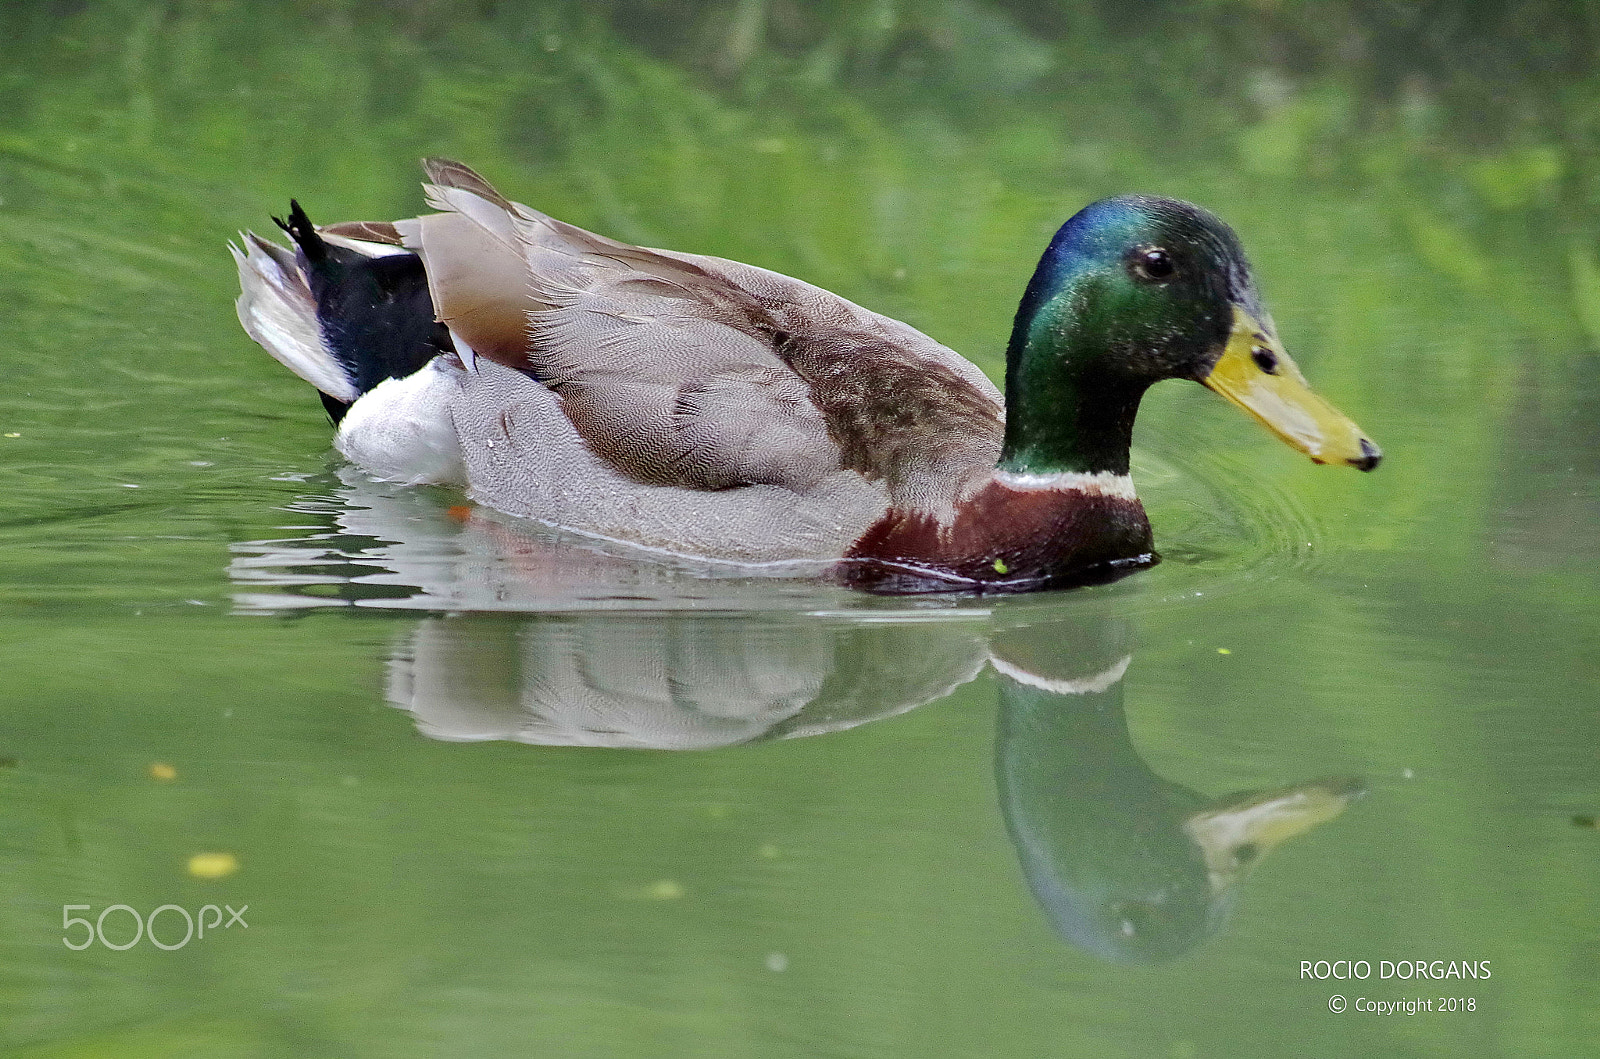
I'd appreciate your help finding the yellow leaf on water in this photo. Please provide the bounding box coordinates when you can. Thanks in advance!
[187,852,239,879]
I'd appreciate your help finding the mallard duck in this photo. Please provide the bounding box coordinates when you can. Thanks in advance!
[234,159,1378,593]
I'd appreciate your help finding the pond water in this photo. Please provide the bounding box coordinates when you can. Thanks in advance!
[1,4,1596,1056]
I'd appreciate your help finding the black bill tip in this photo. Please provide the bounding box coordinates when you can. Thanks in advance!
[1349,438,1382,472]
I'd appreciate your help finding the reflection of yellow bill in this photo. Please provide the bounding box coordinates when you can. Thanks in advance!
[1185,778,1364,896]
[1203,307,1381,470]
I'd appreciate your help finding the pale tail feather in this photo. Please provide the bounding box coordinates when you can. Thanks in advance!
[232,232,359,402]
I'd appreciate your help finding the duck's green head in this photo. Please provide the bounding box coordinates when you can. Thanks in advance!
[1001,196,1379,476]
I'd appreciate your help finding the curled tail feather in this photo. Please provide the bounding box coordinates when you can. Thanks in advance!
[235,201,451,422]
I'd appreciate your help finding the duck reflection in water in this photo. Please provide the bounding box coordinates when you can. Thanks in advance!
[989,618,1361,962]
[233,475,1362,962]
[390,614,987,749]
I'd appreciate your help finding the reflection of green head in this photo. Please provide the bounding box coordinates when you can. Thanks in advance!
[995,670,1221,962]
[991,622,1361,963]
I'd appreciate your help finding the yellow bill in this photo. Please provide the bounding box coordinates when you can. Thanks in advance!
[1202,307,1381,470]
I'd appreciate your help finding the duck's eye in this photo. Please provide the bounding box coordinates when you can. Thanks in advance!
[1250,346,1279,374]
[1132,248,1175,281]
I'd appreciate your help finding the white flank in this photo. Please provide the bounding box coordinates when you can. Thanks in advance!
[336,364,466,485]
[988,653,1132,695]
[993,468,1137,501]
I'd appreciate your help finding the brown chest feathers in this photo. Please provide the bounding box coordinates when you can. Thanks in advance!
[835,478,1157,594]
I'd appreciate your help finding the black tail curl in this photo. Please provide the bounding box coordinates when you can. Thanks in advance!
[272,200,452,423]
[273,200,328,264]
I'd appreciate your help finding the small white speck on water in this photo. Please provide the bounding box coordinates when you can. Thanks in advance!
[119,483,140,488]
[341,775,359,787]
[1401,768,1415,779]
[765,952,789,972]
[188,460,212,466]
[222,709,234,719]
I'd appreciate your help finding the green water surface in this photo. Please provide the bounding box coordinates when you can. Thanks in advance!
[1,3,1596,1056]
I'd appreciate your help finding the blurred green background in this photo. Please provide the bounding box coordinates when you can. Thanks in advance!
[0,1,1596,1056]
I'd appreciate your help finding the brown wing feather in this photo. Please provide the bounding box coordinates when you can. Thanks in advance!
[412,159,1002,508]
[423,157,520,212]
[400,206,531,364]
[320,220,404,246]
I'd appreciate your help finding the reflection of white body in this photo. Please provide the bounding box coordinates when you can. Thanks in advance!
[391,615,988,749]
[229,471,990,748]
[230,468,869,613]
